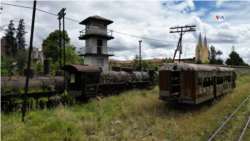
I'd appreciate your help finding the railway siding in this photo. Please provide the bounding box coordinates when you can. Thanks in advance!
[1,76,250,140]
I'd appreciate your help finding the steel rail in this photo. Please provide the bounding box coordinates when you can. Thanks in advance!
[208,94,250,141]
[139,129,157,139]
[238,116,250,141]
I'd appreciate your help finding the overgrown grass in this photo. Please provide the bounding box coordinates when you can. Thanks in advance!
[1,76,250,140]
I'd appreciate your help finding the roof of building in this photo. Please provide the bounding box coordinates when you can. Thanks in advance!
[79,15,113,25]
[159,63,222,72]
[204,35,207,48]
[109,58,163,64]
[198,32,202,47]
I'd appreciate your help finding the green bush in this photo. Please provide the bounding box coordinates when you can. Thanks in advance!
[1,69,8,76]
[241,71,249,77]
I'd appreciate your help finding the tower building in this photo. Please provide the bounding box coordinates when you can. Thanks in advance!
[79,15,114,70]
[195,33,209,62]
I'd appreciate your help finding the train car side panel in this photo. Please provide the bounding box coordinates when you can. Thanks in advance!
[159,71,170,97]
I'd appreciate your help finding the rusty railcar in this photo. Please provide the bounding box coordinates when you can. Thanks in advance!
[1,60,64,97]
[159,63,236,105]
[61,65,155,98]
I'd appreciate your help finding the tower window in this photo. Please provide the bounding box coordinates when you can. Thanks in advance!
[97,39,102,46]
[97,47,102,54]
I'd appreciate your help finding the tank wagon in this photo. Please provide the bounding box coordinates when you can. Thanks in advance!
[1,60,64,96]
[61,65,158,99]
[1,62,158,110]
[158,63,236,105]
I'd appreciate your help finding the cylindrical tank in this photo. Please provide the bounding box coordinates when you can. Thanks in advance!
[1,76,64,92]
[100,71,130,84]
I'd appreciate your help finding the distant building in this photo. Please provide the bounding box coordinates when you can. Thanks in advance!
[1,37,6,56]
[25,47,44,63]
[1,36,18,56]
[110,58,166,67]
[195,33,209,62]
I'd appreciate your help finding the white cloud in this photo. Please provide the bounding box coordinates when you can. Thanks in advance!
[216,0,224,8]
[1,1,250,64]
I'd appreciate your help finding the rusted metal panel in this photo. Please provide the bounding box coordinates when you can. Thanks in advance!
[121,67,133,73]
[159,71,169,91]
[100,71,129,84]
[1,76,64,91]
[61,65,101,73]
[181,71,196,100]
[159,63,216,72]
[112,66,121,71]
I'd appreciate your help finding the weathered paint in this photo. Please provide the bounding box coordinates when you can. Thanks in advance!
[159,63,235,105]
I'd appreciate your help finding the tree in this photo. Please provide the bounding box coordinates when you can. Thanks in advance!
[161,57,172,63]
[216,50,223,59]
[62,44,83,65]
[209,45,218,64]
[195,58,202,64]
[131,55,157,70]
[14,50,28,72]
[132,55,140,70]
[42,30,70,63]
[217,59,223,64]
[225,46,245,66]
[16,19,27,50]
[202,60,209,64]
[5,20,17,57]
[1,56,14,76]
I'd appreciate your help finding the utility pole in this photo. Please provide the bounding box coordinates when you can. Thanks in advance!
[58,8,66,90]
[0,6,3,14]
[57,8,66,69]
[185,51,186,63]
[22,0,37,122]
[170,25,196,63]
[139,40,142,71]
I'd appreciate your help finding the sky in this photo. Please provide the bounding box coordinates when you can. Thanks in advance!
[1,0,250,64]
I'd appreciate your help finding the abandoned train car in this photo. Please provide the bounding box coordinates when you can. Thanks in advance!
[61,65,158,99]
[158,63,236,105]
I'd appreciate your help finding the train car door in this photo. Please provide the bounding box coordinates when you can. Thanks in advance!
[85,73,99,95]
[213,76,217,98]
[232,72,236,88]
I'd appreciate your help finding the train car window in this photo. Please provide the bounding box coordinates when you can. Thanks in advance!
[228,76,231,82]
[70,74,75,83]
[198,78,202,86]
[203,78,207,87]
[87,75,95,84]
[209,77,212,86]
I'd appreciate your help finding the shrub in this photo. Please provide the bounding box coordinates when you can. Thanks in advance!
[1,69,8,76]
[241,71,249,77]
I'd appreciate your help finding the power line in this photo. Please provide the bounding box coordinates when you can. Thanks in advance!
[111,30,177,43]
[1,2,178,44]
[1,3,79,22]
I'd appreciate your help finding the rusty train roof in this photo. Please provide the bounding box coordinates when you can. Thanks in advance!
[159,63,234,72]
[61,65,101,73]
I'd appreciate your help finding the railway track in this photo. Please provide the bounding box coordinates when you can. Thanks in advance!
[107,120,157,140]
[208,94,250,141]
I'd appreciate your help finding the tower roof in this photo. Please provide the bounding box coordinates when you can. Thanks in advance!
[204,35,207,48]
[79,15,113,25]
[198,32,202,47]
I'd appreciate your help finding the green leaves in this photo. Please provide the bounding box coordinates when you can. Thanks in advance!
[225,46,248,66]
